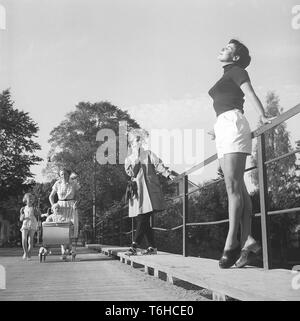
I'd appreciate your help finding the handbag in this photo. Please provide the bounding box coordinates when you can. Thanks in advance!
[125,179,138,202]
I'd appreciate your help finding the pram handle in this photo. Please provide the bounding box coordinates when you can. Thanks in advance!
[42,222,73,228]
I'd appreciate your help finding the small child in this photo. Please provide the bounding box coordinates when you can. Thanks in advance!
[20,193,39,260]
[46,203,70,260]
[45,203,66,223]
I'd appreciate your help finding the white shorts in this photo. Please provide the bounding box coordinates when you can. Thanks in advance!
[214,109,252,159]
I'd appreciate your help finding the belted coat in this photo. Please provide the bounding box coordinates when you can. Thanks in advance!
[125,149,171,217]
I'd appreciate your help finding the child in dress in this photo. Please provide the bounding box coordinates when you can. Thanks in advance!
[20,193,39,260]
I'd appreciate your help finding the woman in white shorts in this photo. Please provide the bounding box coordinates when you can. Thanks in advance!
[208,39,275,268]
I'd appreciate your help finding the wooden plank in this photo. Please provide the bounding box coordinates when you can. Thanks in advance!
[116,249,300,301]
[167,274,174,284]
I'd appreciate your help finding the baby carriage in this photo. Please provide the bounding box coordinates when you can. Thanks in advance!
[38,222,76,262]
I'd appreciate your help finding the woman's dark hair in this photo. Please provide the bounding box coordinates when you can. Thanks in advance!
[229,39,251,69]
[60,168,72,177]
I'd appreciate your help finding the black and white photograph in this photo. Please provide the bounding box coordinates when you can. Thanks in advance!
[0,0,300,306]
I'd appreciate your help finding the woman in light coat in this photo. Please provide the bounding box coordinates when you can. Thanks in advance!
[125,129,175,255]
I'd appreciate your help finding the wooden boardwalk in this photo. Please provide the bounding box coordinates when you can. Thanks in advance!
[0,247,207,301]
[94,245,300,301]
[2,245,299,301]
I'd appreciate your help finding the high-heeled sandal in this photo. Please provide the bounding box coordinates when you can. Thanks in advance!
[219,244,241,269]
[124,247,137,256]
[235,242,261,268]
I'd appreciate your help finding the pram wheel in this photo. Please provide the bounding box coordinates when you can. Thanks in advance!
[39,253,46,262]
[61,255,67,261]
[39,247,46,263]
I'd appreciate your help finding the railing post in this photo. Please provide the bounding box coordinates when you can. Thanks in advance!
[257,134,272,269]
[101,221,104,245]
[119,210,123,246]
[131,217,134,245]
[150,212,154,228]
[183,175,189,257]
[98,221,101,244]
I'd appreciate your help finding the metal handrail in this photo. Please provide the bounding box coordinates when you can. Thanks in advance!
[150,207,300,232]
[265,149,300,165]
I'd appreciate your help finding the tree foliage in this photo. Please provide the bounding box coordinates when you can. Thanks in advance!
[0,89,42,223]
[251,91,298,207]
[0,90,42,194]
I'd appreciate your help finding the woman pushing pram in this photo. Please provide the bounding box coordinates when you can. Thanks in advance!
[39,203,75,261]
[39,168,80,262]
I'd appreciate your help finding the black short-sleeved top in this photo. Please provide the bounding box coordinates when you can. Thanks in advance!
[208,63,250,117]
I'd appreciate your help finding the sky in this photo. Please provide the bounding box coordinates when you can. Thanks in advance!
[1,0,300,189]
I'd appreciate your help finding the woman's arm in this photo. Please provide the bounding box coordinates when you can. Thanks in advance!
[19,207,25,221]
[241,82,276,124]
[207,129,215,140]
[49,189,56,206]
[149,151,175,179]
[72,182,80,209]
[45,215,53,222]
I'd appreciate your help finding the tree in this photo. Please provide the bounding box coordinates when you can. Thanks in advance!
[30,181,56,213]
[45,101,140,226]
[251,91,298,207]
[0,89,42,222]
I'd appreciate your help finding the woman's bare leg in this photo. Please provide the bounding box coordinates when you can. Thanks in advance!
[239,180,256,248]
[22,230,28,258]
[220,153,247,250]
[27,230,35,258]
